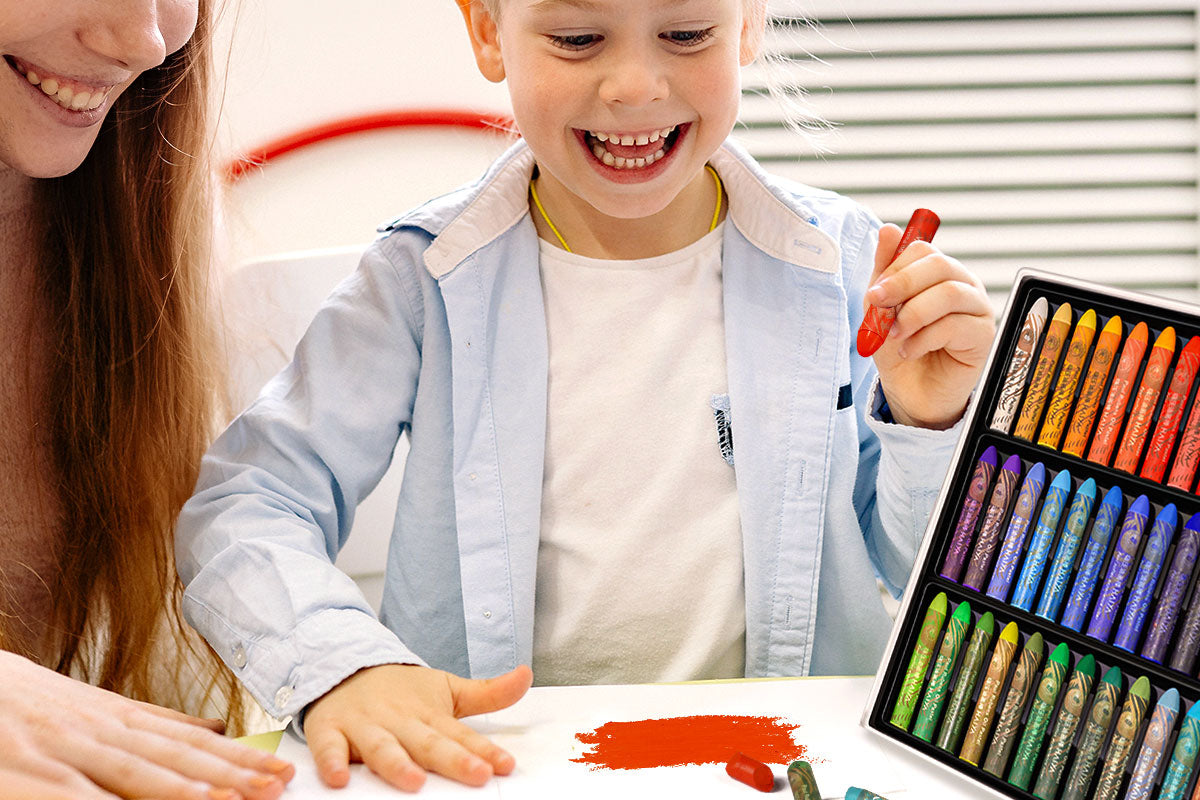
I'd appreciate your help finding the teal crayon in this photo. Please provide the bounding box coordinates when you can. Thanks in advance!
[1115,502,1177,652]
[1086,494,1151,641]
[987,461,1047,602]
[1158,696,1200,800]
[935,611,994,753]
[912,600,971,742]
[1008,642,1070,791]
[845,790,890,800]
[1031,653,1095,800]
[1092,675,1152,800]
[1012,468,1073,610]
[983,631,1045,778]
[890,592,947,730]
[1124,687,1179,799]
[1035,477,1097,621]
[1061,485,1123,631]
[786,760,820,800]
[1060,665,1122,800]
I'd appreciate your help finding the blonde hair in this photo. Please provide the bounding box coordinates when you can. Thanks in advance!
[24,0,247,731]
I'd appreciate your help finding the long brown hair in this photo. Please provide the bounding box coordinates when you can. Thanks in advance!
[28,0,246,730]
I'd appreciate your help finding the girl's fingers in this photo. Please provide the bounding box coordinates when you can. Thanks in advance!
[891,278,993,344]
[867,249,979,311]
[896,312,996,363]
[430,715,516,776]
[387,717,493,787]
[351,723,427,792]
[306,721,352,789]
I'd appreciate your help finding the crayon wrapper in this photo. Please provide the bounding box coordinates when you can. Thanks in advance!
[1168,399,1200,490]
[963,467,1021,590]
[1114,515,1175,650]
[1157,715,1200,800]
[1169,593,1200,672]
[1060,681,1120,800]
[1031,670,1091,800]
[991,307,1047,434]
[1007,659,1067,790]
[959,637,1016,765]
[911,612,969,741]
[1034,492,1095,620]
[1011,484,1069,610]
[1112,369,1167,473]
[1141,348,1197,479]
[1092,691,1151,800]
[1038,325,1095,448]
[1060,499,1122,630]
[1013,322,1069,441]
[890,603,946,729]
[1123,702,1178,799]
[1145,530,1200,662]
[1062,330,1119,456]
[940,458,996,581]
[935,628,991,751]
[982,645,1040,777]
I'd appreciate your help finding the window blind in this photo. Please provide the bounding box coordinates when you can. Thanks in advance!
[739,1,1200,310]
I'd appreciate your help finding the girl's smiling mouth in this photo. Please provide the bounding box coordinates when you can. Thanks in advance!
[580,123,687,170]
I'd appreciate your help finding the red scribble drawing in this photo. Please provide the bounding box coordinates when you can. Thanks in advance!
[573,715,814,771]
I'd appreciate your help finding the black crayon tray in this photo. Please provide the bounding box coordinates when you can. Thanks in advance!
[864,270,1200,799]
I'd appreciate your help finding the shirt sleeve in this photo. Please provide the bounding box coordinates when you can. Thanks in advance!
[175,240,429,719]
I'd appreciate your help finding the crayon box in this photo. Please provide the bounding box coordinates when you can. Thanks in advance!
[865,270,1200,799]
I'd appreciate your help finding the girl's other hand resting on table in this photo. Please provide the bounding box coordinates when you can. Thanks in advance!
[0,651,294,800]
[304,663,534,791]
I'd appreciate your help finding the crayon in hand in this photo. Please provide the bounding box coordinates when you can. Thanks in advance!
[1113,326,1177,473]
[1141,334,1200,481]
[1060,665,1122,800]
[856,208,940,357]
[992,297,1050,434]
[1092,675,1151,800]
[1037,308,1098,449]
[1062,314,1123,456]
[1013,303,1074,441]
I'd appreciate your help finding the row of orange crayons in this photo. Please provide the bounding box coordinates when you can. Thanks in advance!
[990,297,1200,490]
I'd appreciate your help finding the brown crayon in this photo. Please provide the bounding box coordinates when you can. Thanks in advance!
[1038,309,1098,449]
[1062,314,1123,457]
[1088,321,1150,465]
[992,297,1050,434]
[1113,326,1176,473]
[1014,303,1073,441]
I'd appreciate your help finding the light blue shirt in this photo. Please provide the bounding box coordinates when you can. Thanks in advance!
[176,139,964,718]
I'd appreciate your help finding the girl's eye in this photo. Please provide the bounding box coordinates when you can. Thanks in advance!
[548,33,602,50]
[661,27,715,47]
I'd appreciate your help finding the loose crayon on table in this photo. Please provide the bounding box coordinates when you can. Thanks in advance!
[1008,642,1071,791]
[1039,308,1098,449]
[936,611,994,753]
[912,600,972,742]
[1014,302,1074,441]
[1088,321,1151,465]
[725,752,773,792]
[1060,665,1122,800]
[890,592,948,730]
[983,631,1045,778]
[940,446,999,582]
[856,208,940,358]
[1168,387,1200,492]
[987,462,1048,602]
[1035,477,1097,621]
[1061,485,1124,631]
[1032,653,1095,800]
[1124,687,1180,800]
[1115,502,1178,652]
[1143,334,1200,481]
[1063,314,1124,457]
[1143,513,1200,663]
[1092,675,1152,800]
[963,454,1024,591]
[1157,696,1200,800]
[1012,468,1074,611]
[1085,494,1151,642]
[845,789,890,800]
[992,296,1050,435]
[786,760,819,800]
[1114,326,1178,473]
[960,621,1019,766]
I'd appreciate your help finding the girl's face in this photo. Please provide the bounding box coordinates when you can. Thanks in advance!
[0,0,199,179]
[470,0,761,223]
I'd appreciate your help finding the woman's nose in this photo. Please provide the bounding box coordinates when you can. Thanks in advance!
[79,0,171,72]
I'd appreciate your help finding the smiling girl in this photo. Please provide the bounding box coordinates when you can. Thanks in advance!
[177,0,996,792]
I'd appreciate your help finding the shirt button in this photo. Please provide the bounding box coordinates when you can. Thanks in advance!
[483,610,492,618]
[231,645,247,669]
[274,686,293,709]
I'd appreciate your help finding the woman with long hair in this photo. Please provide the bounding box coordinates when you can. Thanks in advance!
[0,1,292,797]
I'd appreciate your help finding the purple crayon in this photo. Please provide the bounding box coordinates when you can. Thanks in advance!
[1143,512,1200,663]
[963,454,1024,591]
[1086,494,1151,642]
[941,446,999,581]
[986,462,1048,602]
[1061,485,1124,631]
[1115,503,1177,652]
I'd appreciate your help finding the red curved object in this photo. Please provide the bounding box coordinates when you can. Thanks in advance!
[225,108,516,182]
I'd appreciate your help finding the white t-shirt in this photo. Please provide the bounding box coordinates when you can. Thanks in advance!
[532,224,745,685]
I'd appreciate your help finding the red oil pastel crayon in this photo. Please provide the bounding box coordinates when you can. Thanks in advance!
[856,208,941,357]
[1142,335,1200,482]
[1088,321,1150,466]
[726,752,774,792]
[1113,326,1176,473]
[1168,393,1200,492]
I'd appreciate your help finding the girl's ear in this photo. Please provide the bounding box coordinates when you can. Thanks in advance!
[458,0,506,82]
[739,0,766,66]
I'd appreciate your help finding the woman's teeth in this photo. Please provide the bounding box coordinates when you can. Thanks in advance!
[19,65,109,111]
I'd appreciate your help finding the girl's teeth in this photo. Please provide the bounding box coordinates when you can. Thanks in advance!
[590,142,666,169]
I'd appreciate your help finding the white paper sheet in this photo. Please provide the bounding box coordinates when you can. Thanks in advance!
[276,677,906,799]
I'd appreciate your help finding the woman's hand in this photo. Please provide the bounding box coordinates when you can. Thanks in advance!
[304,663,533,792]
[0,651,293,800]
[865,222,996,429]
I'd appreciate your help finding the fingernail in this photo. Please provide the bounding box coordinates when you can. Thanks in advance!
[208,789,240,800]
[249,774,280,790]
[866,282,886,304]
[265,757,291,774]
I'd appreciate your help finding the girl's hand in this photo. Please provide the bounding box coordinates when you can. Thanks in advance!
[304,663,533,792]
[0,650,294,800]
[865,222,996,429]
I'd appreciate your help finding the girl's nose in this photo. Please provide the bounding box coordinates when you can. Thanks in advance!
[79,0,171,72]
[598,52,669,107]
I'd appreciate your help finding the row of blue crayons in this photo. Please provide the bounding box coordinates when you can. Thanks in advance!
[939,446,1200,673]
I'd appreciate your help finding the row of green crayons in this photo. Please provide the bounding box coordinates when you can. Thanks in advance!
[990,298,1200,492]
[889,593,1200,800]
